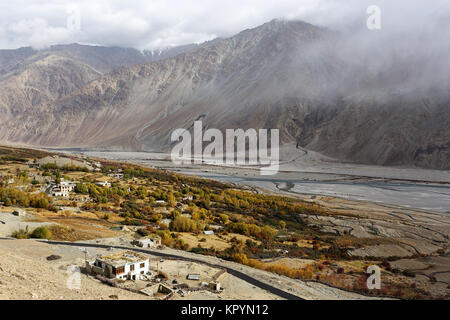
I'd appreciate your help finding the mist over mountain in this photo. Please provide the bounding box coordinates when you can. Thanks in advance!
[0,19,448,169]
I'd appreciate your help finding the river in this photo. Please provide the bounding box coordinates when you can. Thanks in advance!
[55,149,450,215]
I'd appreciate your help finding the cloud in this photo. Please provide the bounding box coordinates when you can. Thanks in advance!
[0,0,300,49]
[0,0,449,51]
[286,0,450,100]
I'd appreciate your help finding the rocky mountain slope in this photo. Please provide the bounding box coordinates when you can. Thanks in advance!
[0,20,448,169]
[0,43,197,122]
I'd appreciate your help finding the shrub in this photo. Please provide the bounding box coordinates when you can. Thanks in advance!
[136,228,149,237]
[219,214,229,224]
[259,225,278,239]
[247,224,261,237]
[12,226,30,239]
[232,253,248,264]
[159,222,169,230]
[175,239,186,249]
[228,222,249,235]
[30,226,52,239]
[380,260,392,271]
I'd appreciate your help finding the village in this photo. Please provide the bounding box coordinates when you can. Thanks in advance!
[0,146,449,300]
[0,149,275,299]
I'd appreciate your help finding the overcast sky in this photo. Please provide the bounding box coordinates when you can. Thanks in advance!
[0,0,448,50]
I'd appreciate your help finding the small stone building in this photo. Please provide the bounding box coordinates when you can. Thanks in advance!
[132,236,162,248]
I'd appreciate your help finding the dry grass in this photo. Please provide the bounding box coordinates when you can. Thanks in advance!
[42,216,121,241]
[263,257,316,269]
[246,258,318,280]
[333,235,399,248]
[178,232,259,251]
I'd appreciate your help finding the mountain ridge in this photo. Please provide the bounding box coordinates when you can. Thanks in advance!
[0,19,448,170]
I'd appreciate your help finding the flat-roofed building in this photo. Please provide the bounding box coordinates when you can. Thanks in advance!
[86,251,149,280]
[95,181,111,188]
[132,236,162,248]
[186,273,200,281]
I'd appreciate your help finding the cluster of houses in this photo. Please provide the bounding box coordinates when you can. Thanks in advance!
[45,179,112,198]
[108,172,124,179]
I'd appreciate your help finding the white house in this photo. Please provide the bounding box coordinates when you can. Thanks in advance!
[51,189,70,198]
[46,180,77,198]
[108,173,124,179]
[93,161,102,168]
[95,181,111,188]
[160,218,172,226]
[86,251,149,280]
[187,274,200,280]
[59,180,76,192]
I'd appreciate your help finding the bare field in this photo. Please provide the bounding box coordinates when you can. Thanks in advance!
[177,232,259,251]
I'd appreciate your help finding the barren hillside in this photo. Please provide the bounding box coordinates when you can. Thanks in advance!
[0,20,448,169]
